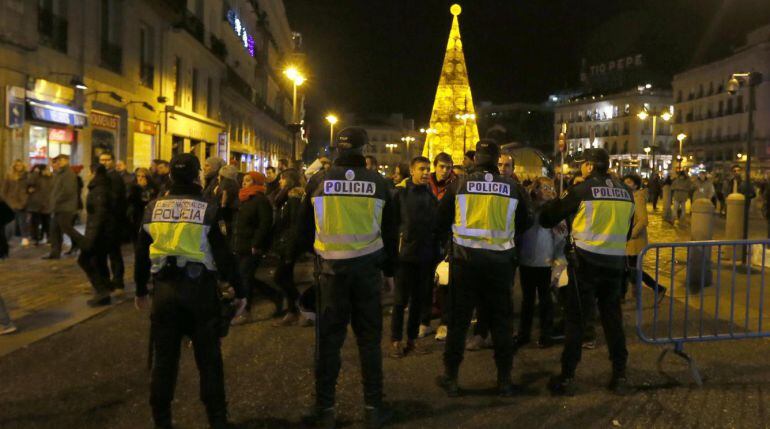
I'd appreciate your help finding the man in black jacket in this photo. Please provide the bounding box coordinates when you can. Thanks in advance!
[389,156,441,358]
[98,152,127,292]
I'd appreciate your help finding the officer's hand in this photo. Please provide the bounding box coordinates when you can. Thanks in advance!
[134,295,150,311]
[383,277,395,293]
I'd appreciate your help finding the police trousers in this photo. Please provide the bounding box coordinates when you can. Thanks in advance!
[561,257,628,378]
[444,257,515,382]
[149,267,226,423]
[315,253,384,409]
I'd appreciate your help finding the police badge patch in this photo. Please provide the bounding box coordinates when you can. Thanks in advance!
[345,170,355,181]
[484,173,494,182]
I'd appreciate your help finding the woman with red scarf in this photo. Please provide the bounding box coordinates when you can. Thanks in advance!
[231,171,280,325]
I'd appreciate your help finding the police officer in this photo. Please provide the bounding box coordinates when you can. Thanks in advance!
[540,148,634,396]
[300,127,398,429]
[134,153,244,429]
[435,140,530,397]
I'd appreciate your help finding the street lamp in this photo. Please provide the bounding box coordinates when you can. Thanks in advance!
[727,71,763,245]
[386,143,398,154]
[455,113,476,154]
[283,66,306,160]
[401,136,415,159]
[677,133,687,168]
[325,114,338,146]
[637,107,672,172]
[643,146,652,170]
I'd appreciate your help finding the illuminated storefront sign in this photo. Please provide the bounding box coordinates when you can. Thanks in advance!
[226,10,255,57]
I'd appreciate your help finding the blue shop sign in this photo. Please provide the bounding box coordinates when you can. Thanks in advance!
[27,99,87,128]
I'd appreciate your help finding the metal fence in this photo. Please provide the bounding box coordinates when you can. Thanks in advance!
[635,239,770,385]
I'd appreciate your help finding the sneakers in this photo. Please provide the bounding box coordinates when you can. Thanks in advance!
[417,324,434,338]
[548,374,576,396]
[364,406,393,429]
[0,323,18,335]
[434,325,447,341]
[582,340,596,350]
[436,374,461,397]
[273,312,299,327]
[389,342,404,358]
[301,406,335,429]
[404,340,429,356]
[465,335,485,351]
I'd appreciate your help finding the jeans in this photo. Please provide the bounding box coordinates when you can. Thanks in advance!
[518,266,554,342]
[49,212,78,257]
[274,258,299,313]
[673,199,687,221]
[78,247,111,297]
[13,210,28,238]
[624,255,666,296]
[237,254,280,311]
[391,261,433,342]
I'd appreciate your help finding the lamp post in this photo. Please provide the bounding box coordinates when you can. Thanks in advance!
[283,66,306,160]
[638,108,672,173]
[401,136,415,160]
[454,113,475,154]
[325,114,338,146]
[727,72,763,245]
[677,133,687,169]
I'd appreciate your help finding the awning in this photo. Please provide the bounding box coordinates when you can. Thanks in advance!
[27,99,87,128]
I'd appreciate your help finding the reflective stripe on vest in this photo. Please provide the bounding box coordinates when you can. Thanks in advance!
[452,193,518,251]
[313,195,385,259]
[145,199,216,272]
[571,199,633,256]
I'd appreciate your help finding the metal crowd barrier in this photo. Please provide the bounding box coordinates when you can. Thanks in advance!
[635,239,770,386]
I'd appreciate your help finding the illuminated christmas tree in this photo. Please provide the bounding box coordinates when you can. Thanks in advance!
[422,4,480,164]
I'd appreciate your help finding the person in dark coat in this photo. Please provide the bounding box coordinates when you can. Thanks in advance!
[98,152,127,291]
[217,165,241,242]
[648,173,662,211]
[230,171,279,324]
[271,168,306,326]
[74,164,116,307]
[127,168,159,244]
[26,164,53,245]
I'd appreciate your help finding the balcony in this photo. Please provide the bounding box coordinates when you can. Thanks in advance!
[100,41,123,73]
[210,34,227,62]
[176,10,204,43]
[225,67,252,99]
[38,9,68,53]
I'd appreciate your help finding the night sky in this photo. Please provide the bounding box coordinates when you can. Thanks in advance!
[285,0,770,136]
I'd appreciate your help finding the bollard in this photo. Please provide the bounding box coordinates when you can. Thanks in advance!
[662,184,673,222]
[725,193,746,261]
[687,198,714,293]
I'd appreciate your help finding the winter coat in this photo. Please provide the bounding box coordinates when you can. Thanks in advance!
[26,171,52,214]
[626,188,649,256]
[78,172,116,251]
[671,177,691,202]
[519,208,566,267]
[50,167,79,213]
[231,192,273,255]
[127,183,158,234]
[106,169,127,218]
[393,179,441,264]
[692,179,715,201]
[1,171,29,210]
[272,186,304,261]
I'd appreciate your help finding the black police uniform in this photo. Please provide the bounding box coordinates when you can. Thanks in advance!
[134,154,243,428]
[299,128,398,427]
[540,150,634,392]
[435,141,530,393]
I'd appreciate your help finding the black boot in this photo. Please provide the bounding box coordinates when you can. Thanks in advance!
[436,374,461,397]
[608,372,633,396]
[301,406,335,429]
[497,375,520,397]
[364,405,393,429]
[547,374,576,396]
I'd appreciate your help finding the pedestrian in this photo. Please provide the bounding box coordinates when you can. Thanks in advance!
[540,148,635,396]
[277,158,290,174]
[230,169,279,325]
[516,177,562,349]
[391,163,409,187]
[127,168,158,244]
[217,164,241,241]
[389,156,441,358]
[0,197,12,259]
[27,164,53,246]
[671,171,691,222]
[45,154,80,259]
[2,159,30,247]
[427,152,455,341]
[151,160,171,196]
[435,139,530,398]
[271,168,306,326]
[462,150,475,170]
[74,164,116,307]
[622,174,666,301]
[692,171,715,202]
[115,160,134,190]
[98,152,127,292]
[300,127,397,429]
[648,173,662,210]
[265,166,279,202]
[134,153,244,429]
[365,155,379,172]
[203,156,227,200]
[0,292,17,334]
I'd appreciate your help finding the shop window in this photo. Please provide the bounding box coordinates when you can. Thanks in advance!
[139,24,154,88]
[38,0,68,53]
[100,0,123,73]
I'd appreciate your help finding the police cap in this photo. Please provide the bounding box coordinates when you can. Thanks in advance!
[170,153,201,182]
[475,139,500,159]
[575,148,610,165]
[336,127,368,149]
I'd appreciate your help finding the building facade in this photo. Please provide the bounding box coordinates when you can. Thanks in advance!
[0,0,301,176]
[672,24,770,174]
[353,114,419,176]
[552,87,674,175]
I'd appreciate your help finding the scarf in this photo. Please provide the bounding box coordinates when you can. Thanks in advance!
[239,185,265,202]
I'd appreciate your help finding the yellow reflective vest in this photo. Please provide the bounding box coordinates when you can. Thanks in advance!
[570,177,635,256]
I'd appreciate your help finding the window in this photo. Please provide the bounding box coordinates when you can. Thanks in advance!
[173,57,182,106]
[206,78,213,117]
[139,24,154,88]
[192,68,200,113]
[38,0,68,53]
[726,98,733,115]
[623,141,628,153]
[100,0,123,73]
[736,95,744,113]
[622,121,629,135]
[676,90,682,102]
